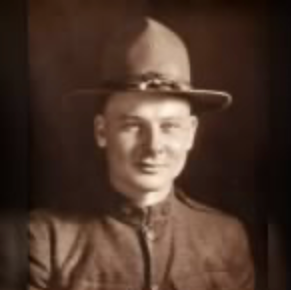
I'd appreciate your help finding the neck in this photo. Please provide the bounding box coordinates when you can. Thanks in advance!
[127,189,172,207]
[110,181,173,207]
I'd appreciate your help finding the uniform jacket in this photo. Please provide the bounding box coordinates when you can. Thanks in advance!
[29,188,255,290]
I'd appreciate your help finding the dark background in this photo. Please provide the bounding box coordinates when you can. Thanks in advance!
[1,0,290,289]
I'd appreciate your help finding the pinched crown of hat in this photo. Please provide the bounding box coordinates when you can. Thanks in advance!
[100,18,191,85]
[67,17,232,113]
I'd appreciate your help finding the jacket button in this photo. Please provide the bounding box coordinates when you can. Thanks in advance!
[151,284,159,290]
[146,229,156,242]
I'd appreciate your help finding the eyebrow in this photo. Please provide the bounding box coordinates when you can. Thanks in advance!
[116,114,187,122]
[117,114,144,121]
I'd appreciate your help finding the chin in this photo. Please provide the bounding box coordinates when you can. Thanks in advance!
[129,175,171,193]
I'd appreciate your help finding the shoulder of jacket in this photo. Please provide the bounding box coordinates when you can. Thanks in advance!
[29,207,87,231]
[175,190,222,214]
[29,208,93,247]
[175,190,243,227]
[175,190,249,245]
[30,207,63,221]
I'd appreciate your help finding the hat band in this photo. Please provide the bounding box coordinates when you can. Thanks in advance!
[100,72,192,92]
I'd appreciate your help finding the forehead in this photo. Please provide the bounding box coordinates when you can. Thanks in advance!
[103,92,192,118]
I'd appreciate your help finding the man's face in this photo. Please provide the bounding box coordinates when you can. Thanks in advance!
[94,92,198,198]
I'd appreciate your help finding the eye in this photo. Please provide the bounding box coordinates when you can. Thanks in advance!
[121,121,142,132]
[161,122,182,132]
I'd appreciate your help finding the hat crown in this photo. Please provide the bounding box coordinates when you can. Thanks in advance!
[101,18,191,84]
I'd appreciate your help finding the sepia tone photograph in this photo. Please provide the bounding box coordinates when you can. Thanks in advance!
[28,0,267,289]
[1,0,289,289]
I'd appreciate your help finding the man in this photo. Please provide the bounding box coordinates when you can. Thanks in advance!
[29,18,255,290]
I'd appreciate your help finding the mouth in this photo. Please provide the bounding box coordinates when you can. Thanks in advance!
[136,161,166,174]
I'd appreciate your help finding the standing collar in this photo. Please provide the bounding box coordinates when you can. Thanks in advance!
[103,185,174,228]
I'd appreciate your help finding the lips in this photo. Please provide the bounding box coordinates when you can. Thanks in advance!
[136,161,166,173]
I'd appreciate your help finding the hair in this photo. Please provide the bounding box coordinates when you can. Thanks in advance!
[95,93,112,115]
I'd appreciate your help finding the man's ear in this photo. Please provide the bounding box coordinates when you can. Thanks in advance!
[186,115,199,151]
[93,115,107,148]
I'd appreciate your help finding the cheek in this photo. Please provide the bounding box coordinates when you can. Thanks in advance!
[168,140,190,171]
[107,133,139,159]
[167,136,192,155]
[169,127,194,146]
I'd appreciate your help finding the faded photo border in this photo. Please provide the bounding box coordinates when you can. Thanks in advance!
[1,0,290,289]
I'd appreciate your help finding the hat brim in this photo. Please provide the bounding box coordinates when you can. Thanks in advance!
[63,87,232,115]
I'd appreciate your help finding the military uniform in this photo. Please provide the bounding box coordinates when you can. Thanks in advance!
[29,188,255,290]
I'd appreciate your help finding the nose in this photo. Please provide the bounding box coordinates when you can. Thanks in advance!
[141,125,164,154]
